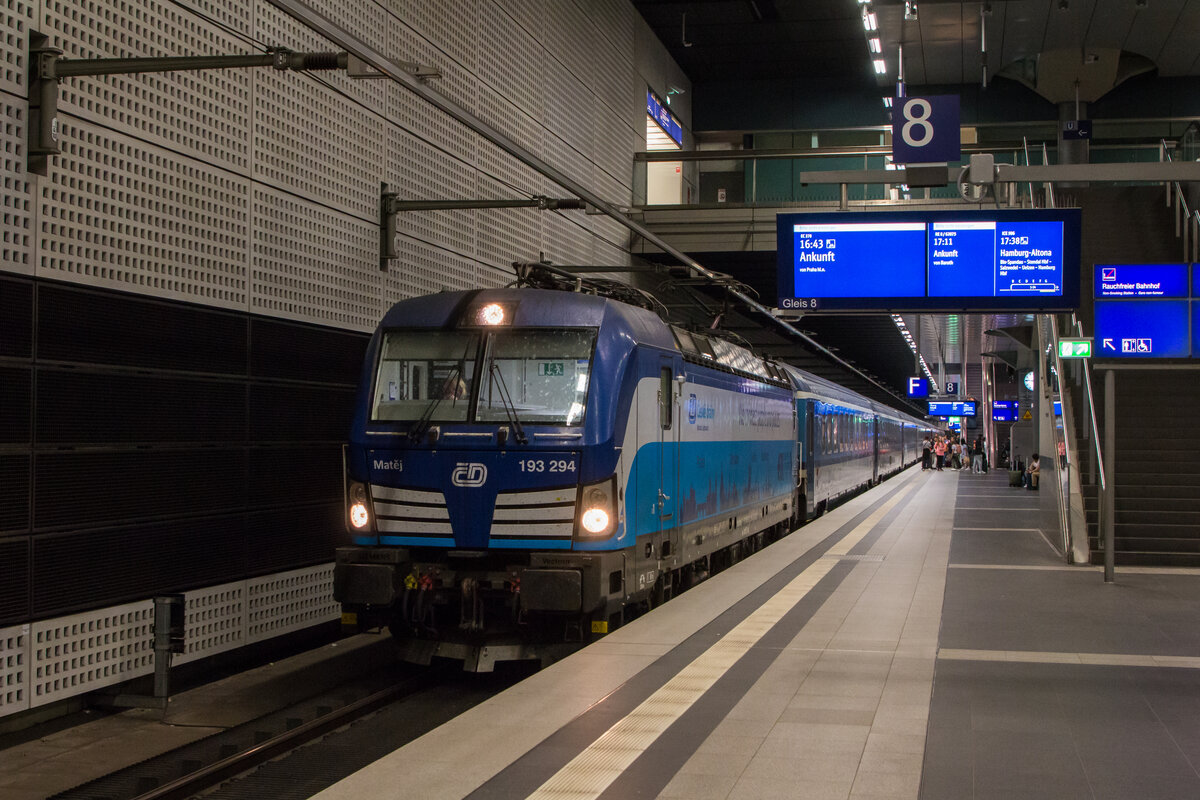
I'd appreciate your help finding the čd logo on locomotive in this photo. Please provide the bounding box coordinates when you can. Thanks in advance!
[451,462,488,487]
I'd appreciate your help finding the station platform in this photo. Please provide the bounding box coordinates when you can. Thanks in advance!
[314,465,1200,800]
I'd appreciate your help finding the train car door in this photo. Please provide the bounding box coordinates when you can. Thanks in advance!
[657,360,679,553]
[872,415,881,484]
[802,400,816,516]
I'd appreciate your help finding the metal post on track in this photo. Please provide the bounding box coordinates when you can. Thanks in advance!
[1103,370,1115,583]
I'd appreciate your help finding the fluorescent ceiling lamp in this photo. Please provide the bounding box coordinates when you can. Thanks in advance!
[862,9,878,30]
[873,59,887,74]
[882,96,893,108]
[869,37,882,53]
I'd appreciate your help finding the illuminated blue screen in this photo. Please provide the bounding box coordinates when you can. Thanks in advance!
[992,401,1017,422]
[1094,301,1190,358]
[1095,264,1188,298]
[776,209,1080,312]
[929,400,977,417]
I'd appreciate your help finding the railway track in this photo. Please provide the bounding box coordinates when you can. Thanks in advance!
[48,660,536,800]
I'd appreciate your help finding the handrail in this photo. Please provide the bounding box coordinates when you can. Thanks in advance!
[1077,316,1106,493]
[1022,137,1035,206]
[1042,142,1055,209]
[1046,316,1072,555]
[1161,139,1200,261]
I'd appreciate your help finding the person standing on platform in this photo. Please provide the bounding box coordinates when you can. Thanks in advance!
[934,437,947,471]
[972,437,984,473]
[922,436,932,470]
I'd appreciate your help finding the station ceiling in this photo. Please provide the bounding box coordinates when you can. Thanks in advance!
[628,0,1198,409]
[632,0,1200,91]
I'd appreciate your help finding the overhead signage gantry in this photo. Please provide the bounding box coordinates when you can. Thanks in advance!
[775,209,1082,313]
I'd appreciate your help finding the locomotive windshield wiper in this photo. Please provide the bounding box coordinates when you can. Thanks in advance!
[487,363,528,444]
[409,364,461,442]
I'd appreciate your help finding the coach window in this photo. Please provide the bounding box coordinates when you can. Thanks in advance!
[660,367,673,429]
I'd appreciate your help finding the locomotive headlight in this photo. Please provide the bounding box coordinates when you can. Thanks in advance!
[347,481,371,531]
[480,303,505,325]
[350,502,370,529]
[577,477,617,538]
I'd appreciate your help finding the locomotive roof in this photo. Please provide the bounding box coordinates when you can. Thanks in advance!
[377,287,676,348]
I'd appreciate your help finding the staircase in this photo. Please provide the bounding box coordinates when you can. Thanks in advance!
[1064,186,1200,566]
[1086,372,1200,566]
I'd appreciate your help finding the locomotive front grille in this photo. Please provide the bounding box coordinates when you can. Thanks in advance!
[491,486,577,540]
[371,485,452,536]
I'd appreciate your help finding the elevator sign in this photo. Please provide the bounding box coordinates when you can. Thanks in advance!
[891,95,961,164]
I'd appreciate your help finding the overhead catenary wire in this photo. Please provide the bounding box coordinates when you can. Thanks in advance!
[265,0,912,410]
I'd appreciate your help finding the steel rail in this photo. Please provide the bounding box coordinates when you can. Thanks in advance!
[129,677,429,800]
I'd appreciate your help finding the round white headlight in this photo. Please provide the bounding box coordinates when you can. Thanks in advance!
[581,507,610,534]
[481,303,505,325]
[349,502,370,529]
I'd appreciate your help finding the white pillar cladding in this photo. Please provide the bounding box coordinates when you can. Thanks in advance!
[0,0,692,718]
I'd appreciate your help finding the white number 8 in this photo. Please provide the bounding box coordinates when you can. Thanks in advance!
[901,98,934,148]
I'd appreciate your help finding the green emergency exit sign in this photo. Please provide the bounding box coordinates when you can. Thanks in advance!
[1058,338,1093,358]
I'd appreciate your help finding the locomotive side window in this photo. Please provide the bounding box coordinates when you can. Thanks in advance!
[659,367,673,429]
[371,331,480,421]
[477,329,597,425]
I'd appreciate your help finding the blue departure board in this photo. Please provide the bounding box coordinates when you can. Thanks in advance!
[776,209,1080,312]
[928,400,977,417]
[992,401,1017,422]
[1094,264,1194,358]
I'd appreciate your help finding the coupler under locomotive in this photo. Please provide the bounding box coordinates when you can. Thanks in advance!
[333,546,632,671]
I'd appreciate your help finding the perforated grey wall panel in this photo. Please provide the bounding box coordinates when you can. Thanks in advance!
[0,564,338,717]
[253,4,387,218]
[480,1,544,123]
[0,0,32,97]
[44,0,252,171]
[1,97,33,274]
[38,118,250,307]
[386,126,477,260]
[250,184,379,330]
[387,231,481,302]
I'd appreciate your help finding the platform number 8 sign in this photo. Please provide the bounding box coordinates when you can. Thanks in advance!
[891,95,961,165]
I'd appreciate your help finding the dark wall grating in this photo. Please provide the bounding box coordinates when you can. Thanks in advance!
[36,370,248,445]
[37,284,248,374]
[0,455,30,532]
[250,384,357,442]
[1,276,370,626]
[31,516,250,617]
[0,276,33,358]
[244,504,347,573]
[250,445,344,506]
[0,537,30,620]
[35,449,249,528]
[251,318,368,384]
[0,366,31,443]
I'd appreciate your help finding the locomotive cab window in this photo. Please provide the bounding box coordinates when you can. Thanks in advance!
[371,331,480,421]
[476,329,597,425]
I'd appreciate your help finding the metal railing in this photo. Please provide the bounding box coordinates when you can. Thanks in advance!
[1161,137,1200,262]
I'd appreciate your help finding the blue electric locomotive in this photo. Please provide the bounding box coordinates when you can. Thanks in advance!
[334,286,929,670]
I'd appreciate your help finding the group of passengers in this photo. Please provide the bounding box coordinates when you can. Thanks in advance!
[921,433,988,473]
